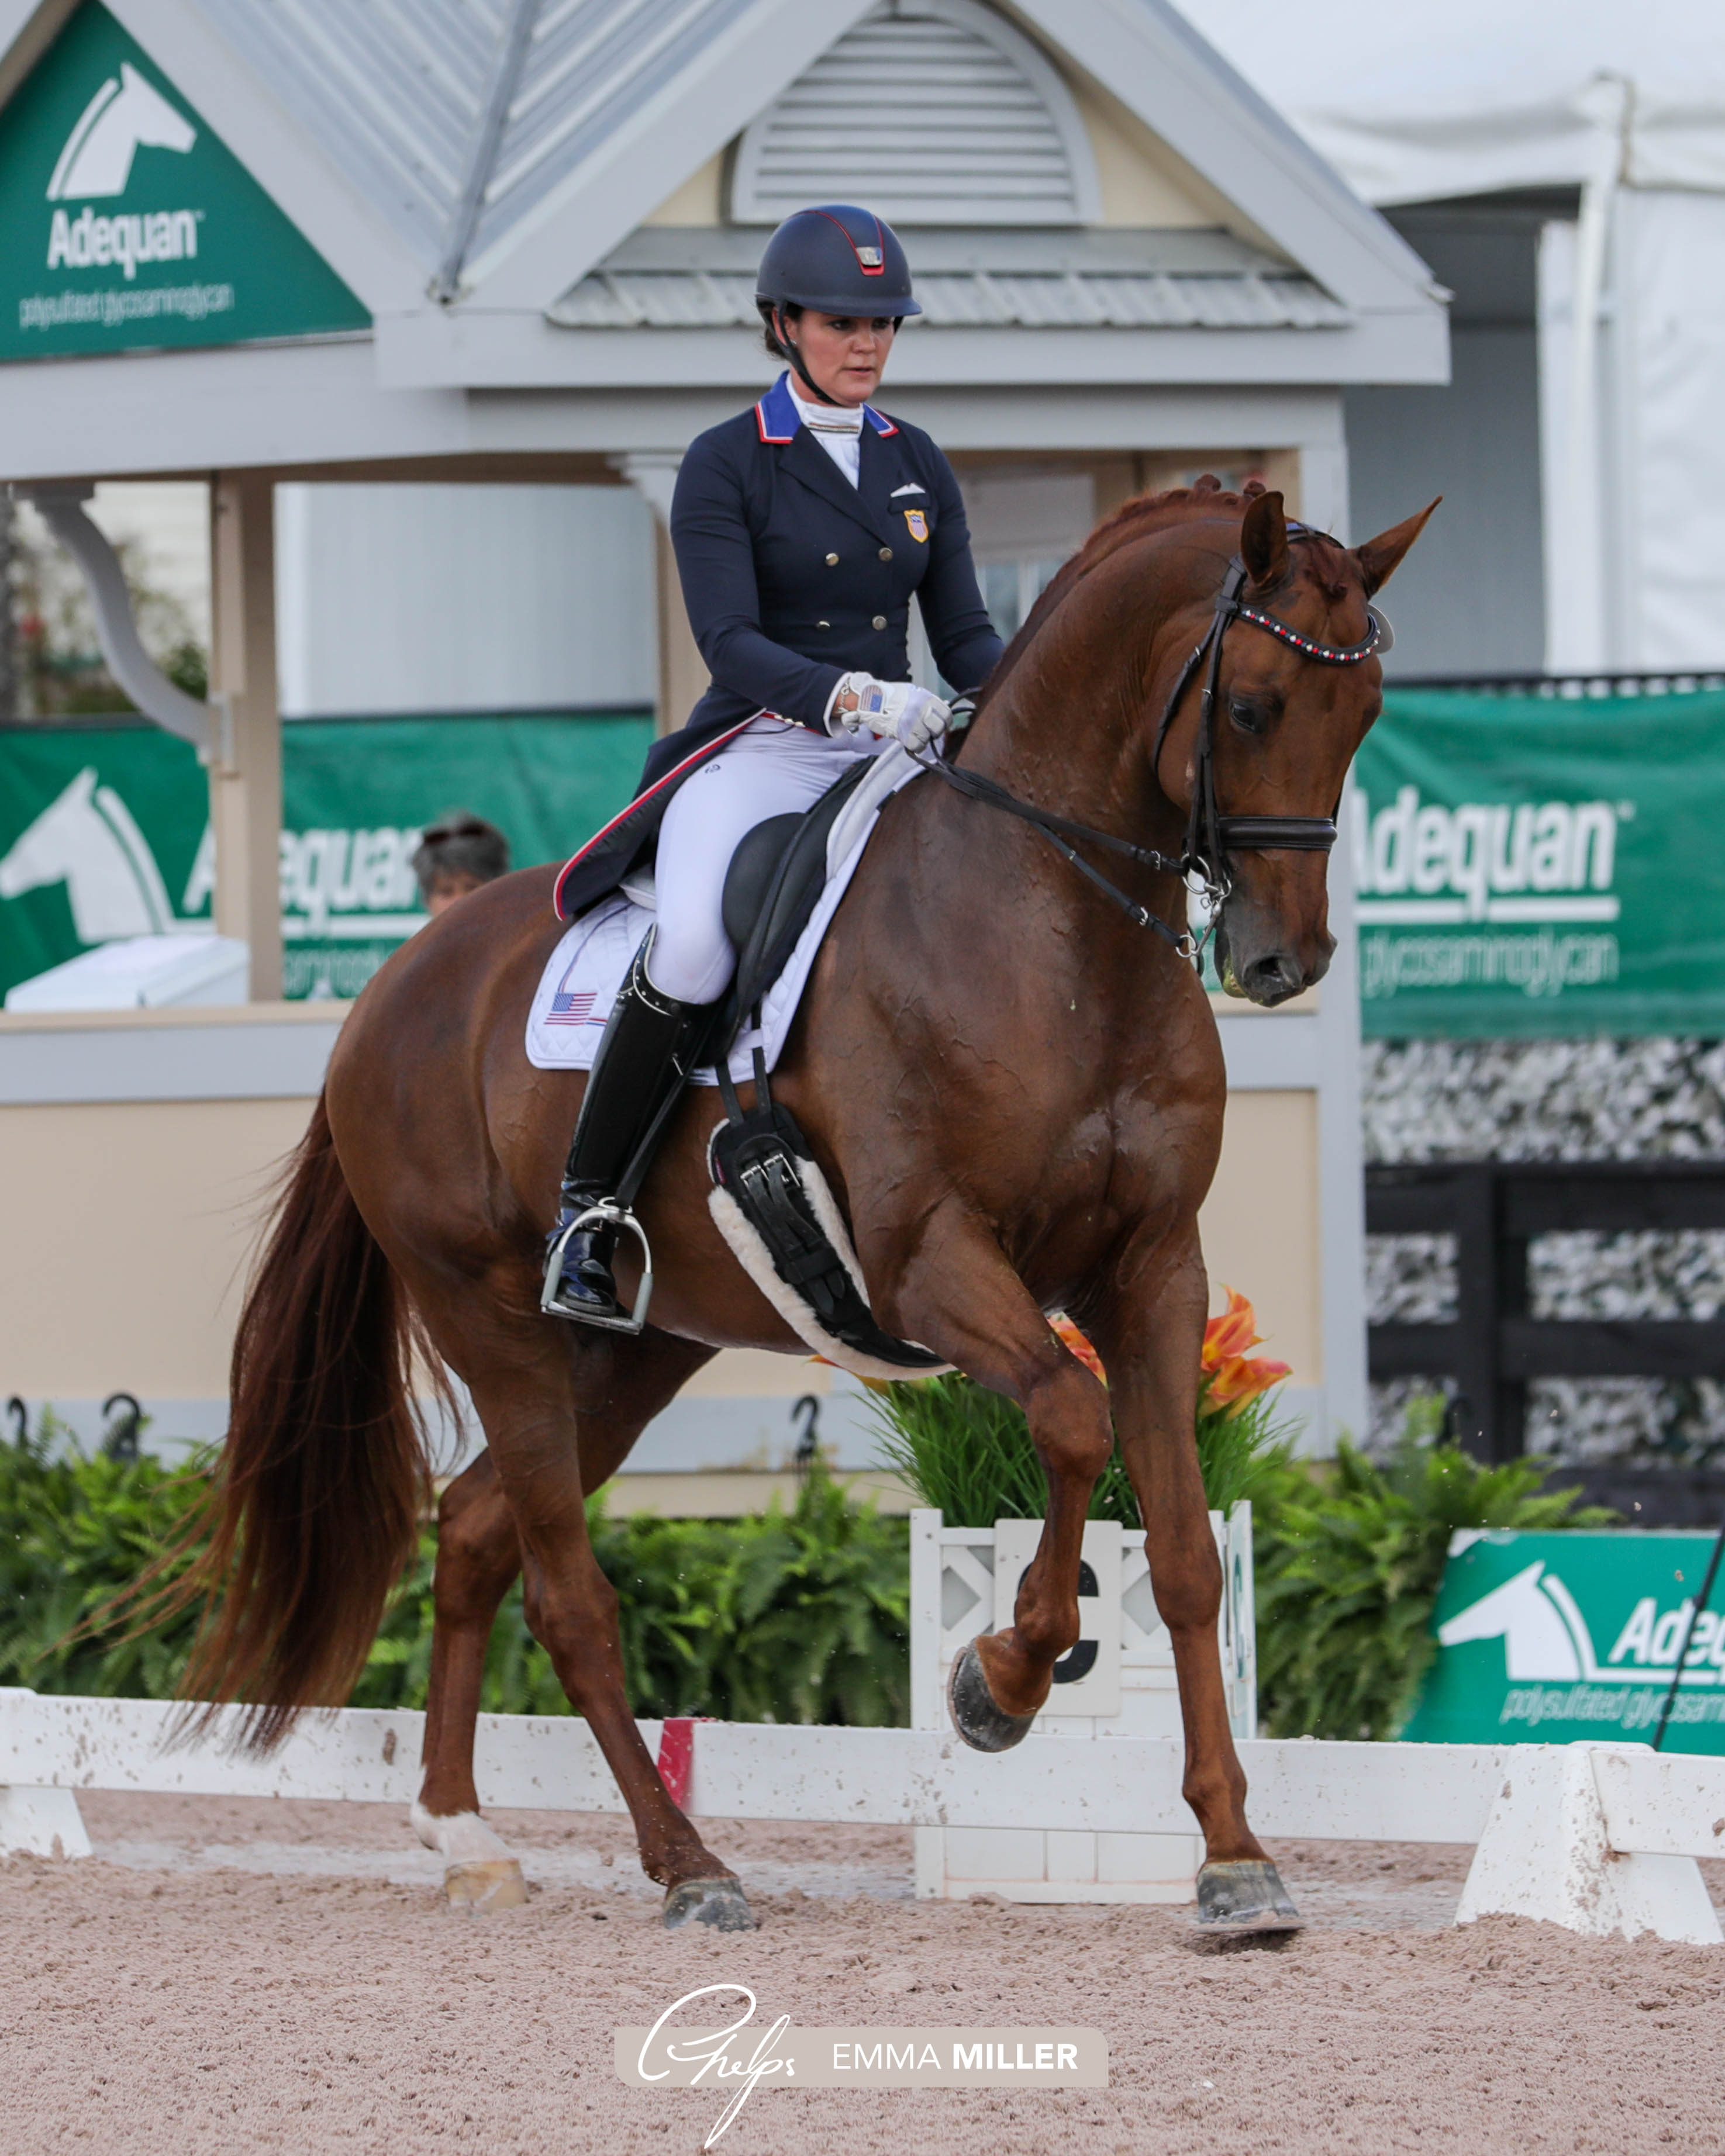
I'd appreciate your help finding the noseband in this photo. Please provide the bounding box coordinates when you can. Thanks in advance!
[918,544,1382,961]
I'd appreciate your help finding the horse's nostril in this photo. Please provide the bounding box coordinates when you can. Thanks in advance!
[1244,953,1303,1004]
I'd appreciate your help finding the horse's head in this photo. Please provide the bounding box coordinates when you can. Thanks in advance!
[1157,486,1436,1006]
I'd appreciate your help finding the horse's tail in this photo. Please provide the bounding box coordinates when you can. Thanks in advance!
[174,1095,437,1750]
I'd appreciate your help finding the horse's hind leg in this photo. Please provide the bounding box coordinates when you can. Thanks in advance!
[410,1295,741,1923]
[410,1326,717,1916]
[412,1451,529,1910]
[1094,1230,1301,1935]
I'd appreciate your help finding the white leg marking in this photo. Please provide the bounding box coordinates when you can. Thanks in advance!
[410,1799,515,1865]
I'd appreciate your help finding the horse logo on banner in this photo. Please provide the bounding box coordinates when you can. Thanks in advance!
[0,766,175,941]
[47,61,195,200]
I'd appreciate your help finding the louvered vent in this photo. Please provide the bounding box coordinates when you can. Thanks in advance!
[730,0,1099,227]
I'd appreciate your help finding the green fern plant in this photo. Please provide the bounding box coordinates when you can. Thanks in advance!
[356,1466,910,1726]
[1253,1419,1616,1740]
[0,1411,212,1699]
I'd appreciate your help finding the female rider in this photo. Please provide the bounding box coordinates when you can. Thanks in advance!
[544,203,1005,1324]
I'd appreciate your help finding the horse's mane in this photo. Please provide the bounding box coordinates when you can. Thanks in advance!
[964,477,1353,728]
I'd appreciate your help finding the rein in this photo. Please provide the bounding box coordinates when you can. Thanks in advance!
[920,545,1378,961]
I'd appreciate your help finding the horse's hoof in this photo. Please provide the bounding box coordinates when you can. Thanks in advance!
[663,1876,755,1932]
[1195,1858,1303,1934]
[444,1857,529,1914]
[948,1639,1039,1753]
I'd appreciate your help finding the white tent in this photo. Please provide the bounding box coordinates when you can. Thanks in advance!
[1174,0,1725,672]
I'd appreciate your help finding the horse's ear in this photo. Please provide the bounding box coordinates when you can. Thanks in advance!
[1355,499,1441,596]
[1240,489,1289,590]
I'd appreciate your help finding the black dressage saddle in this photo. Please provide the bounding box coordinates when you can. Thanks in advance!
[715,753,875,1039]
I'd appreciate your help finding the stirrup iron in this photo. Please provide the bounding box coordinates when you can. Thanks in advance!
[540,1202,656,1333]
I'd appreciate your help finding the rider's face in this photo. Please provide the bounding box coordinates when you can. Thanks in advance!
[783,310,896,405]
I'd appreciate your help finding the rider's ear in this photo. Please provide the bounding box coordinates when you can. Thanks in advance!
[1354,499,1442,595]
[1240,489,1289,590]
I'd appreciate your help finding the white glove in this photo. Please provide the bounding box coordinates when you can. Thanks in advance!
[826,672,950,753]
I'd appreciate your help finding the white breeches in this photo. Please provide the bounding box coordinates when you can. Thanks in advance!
[646,717,888,1005]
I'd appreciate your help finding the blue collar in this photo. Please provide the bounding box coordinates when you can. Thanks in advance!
[755,371,898,445]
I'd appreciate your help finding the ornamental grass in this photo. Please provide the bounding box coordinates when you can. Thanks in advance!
[867,1291,1302,1528]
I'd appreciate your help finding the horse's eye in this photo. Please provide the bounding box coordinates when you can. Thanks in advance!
[1229,699,1267,736]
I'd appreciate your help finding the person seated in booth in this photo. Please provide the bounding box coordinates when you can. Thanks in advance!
[413,811,510,916]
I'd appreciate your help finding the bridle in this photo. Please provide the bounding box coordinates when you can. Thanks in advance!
[916,538,1385,962]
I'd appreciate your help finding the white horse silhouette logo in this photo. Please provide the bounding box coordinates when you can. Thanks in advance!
[1437,1559,1600,1681]
[0,768,175,940]
[48,62,195,201]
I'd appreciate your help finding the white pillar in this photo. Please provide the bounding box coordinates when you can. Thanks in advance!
[613,453,706,738]
[208,472,283,1001]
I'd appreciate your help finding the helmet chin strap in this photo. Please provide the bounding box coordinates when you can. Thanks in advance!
[775,309,841,406]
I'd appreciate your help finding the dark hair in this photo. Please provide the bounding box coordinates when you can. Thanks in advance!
[757,298,905,363]
[758,298,801,360]
[411,810,509,898]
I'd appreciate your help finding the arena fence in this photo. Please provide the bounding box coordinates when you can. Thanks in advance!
[1367,1158,1725,1478]
[4,1689,1723,1944]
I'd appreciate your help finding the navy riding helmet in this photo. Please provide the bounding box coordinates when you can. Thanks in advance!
[755,204,922,321]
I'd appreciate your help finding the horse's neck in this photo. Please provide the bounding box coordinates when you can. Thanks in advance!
[960,549,1197,859]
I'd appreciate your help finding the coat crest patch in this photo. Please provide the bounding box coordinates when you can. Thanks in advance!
[903,509,929,543]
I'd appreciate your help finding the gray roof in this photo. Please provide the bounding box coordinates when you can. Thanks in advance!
[547,225,1351,331]
[199,0,758,277]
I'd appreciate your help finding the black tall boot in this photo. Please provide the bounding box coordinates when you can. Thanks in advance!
[541,935,715,1328]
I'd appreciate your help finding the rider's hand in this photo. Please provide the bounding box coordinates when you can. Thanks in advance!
[826,673,950,753]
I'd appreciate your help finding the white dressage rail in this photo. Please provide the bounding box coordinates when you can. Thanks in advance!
[3,1690,1722,1942]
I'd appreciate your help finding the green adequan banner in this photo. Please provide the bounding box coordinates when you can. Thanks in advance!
[1402,1530,1725,1754]
[1354,688,1725,1038]
[0,714,653,1003]
[0,0,368,361]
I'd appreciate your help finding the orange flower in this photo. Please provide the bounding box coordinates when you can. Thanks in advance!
[1201,1288,1290,1415]
[1053,1315,1106,1382]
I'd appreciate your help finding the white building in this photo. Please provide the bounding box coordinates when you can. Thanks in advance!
[1178,0,1725,680]
[0,0,1445,1479]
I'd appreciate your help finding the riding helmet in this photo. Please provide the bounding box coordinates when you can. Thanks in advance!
[754,205,922,318]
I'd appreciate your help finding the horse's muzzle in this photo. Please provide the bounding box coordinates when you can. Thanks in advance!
[1215,917,1334,1006]
[1239,950,1309,1005]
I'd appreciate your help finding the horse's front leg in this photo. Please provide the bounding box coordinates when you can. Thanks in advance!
[1092,1230,1302,1933]
[882,1221,1115,1747]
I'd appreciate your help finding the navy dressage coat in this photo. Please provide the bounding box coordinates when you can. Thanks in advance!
[554,372,1003,918]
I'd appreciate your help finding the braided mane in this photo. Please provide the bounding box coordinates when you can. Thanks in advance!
[965,476,1353,725]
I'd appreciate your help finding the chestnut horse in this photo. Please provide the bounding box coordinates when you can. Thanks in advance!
[184,482,1430,1930]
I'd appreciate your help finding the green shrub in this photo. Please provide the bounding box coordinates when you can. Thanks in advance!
[1254,1407,1616,1741]
[357,1466,908,1725]
[0,1412,212,1699]
[867,1369,1300,1527]
[1,1395,1613,1747]
[1,1418,907,1727]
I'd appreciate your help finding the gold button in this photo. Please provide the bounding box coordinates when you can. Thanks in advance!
[825,552,839,566]
[872,614,887,630]
[817,620,830,630]
[878,545,893,561]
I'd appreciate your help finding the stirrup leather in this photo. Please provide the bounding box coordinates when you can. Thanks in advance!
[541,1201,656,1332]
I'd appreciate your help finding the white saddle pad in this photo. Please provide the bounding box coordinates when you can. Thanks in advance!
[525,745,922,1084]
